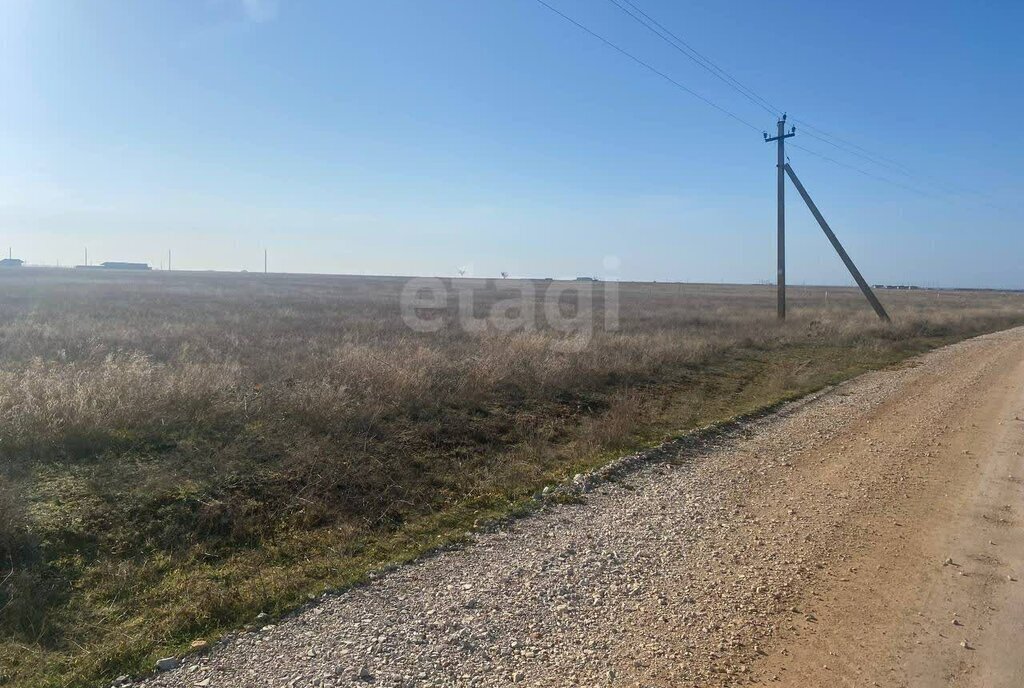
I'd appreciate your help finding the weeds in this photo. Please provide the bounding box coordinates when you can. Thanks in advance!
[0,269,1021,687]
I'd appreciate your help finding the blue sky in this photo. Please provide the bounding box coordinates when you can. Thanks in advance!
[2,0,1022,287]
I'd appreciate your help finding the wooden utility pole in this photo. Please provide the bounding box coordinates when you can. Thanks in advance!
[765,115,796,319]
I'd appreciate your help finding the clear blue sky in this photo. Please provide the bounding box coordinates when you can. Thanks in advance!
[2,0,1022,287]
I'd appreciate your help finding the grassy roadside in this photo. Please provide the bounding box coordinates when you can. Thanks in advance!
[2,272,1023,687]
[2,330,1005,688]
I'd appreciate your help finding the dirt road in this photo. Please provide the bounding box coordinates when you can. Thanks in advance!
[138,328,1024,688]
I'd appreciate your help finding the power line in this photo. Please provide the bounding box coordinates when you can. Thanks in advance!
[794,126,1009,210]
[797,118,1007,205]
[791,120,965,195]
[537,0,999,206]
[599,0,968,199]
[797,125,961,194]
[790,118,914,175]
[788,142,935,197]
[607,0,781,118]
[600,0,909,175]
[790,119,999,201]
[796,127,918,176]
[532,0,763,132]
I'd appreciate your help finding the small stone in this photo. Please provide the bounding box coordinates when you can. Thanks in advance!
[513,670,526,683]
[190,640,209,651]
[961,640,972,649]
[357,665,373,680]
[156,657,180,672]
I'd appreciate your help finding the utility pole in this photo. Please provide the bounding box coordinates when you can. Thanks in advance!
[85,247,88,267]
[764,115,796,319]
[168,249,171,272]
[264,249,267,274]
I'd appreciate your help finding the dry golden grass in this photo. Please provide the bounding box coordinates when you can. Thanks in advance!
[0,267,1022,687]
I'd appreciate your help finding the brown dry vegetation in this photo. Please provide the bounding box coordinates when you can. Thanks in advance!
[1,267,1022,687]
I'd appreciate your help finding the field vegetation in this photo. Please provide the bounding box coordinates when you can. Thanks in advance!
[1,268,1022,687]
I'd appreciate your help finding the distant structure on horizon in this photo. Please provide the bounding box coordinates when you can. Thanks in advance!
[0,258,24,268]
[75,261,152,271]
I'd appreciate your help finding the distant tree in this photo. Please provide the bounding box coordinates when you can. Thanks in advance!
[457,267,467,277]
[500,271,509,279]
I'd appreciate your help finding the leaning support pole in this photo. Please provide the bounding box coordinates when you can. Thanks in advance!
[783,163,891,322]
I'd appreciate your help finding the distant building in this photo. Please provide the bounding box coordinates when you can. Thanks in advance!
[575,276,598,282]
[0,258,24,268]
[104,261,152,270]
[74,261,151,270]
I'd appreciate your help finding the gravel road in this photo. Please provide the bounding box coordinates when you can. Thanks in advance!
[135,327,1024,688]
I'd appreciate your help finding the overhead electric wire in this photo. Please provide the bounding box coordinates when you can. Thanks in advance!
[794,120,996,202]
[605,0,781,118]
[791,139,1012,213]
[531,0,763,133]
[535,0,998,206]
[792,120,965,195]
[601,0,975,198]
[788,142,935,197]
[796,127,919,176]
[790,118,915,175]
[789,120,982,199]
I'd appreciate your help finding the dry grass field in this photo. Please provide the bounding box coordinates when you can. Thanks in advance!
[1,267,1022,687]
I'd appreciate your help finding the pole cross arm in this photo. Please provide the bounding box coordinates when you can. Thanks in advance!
[783,163,891,322]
